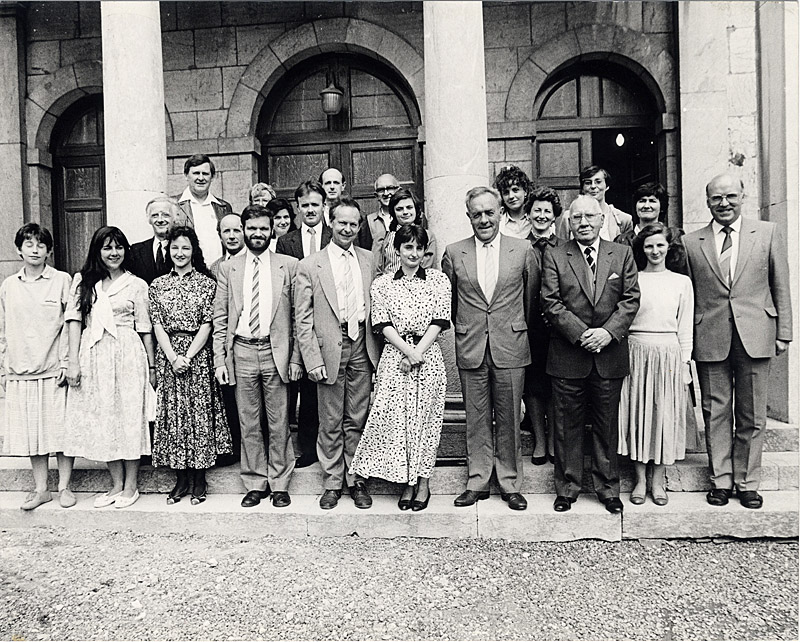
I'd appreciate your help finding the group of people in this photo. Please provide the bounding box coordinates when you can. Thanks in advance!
[0,152,791,518]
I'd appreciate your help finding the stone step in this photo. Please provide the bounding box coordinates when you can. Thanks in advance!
[1,490,795,542]
[2,451,797,495]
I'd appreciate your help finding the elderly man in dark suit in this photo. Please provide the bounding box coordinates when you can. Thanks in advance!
[129,195,179,284]
[542,194,640,514]
[684,174,792,509]
[442,186,537,511]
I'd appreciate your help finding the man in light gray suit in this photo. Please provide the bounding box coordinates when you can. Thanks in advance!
[213,205,302,509]
[442,186,538,511]
[295,196,380,510]
[684,173,792,509]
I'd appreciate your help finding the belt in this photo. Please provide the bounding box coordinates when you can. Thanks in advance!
[340,320,366,333]
[169,330,197,338]
[234,335,271,345]
[401,334,423,345]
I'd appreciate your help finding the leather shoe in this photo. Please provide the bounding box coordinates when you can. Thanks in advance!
[349,481,372,509]
[241,489,270,508]
[319,489,341,510]
[706,488,732,506]
[530,455,548,466]
[553,495,575,512]
[501,492,528,511]
[272,491,291,508]
[453,490,490,507]
[738,490,763,510]
[295,454,318,469]
[601,497,624,514]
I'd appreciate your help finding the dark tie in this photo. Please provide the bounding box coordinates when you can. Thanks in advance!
[719,226,733,285]
[156,243,165,272]
[584,245,596,277]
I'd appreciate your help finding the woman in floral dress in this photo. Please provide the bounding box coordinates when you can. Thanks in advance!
[351,224,450,511]
[149,226,231,505]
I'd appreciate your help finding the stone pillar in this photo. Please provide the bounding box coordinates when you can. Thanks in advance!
[101,1,167,243]
[423,1,489,253]
[0,2,28,280]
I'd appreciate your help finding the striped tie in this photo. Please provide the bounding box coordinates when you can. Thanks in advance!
[719,226,733,285]
[483,242,497,302]
[249,256,260,336]
[342,250,359,340]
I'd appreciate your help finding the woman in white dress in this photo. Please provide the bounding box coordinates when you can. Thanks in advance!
[64,226,156,509]
[618,222,694,506]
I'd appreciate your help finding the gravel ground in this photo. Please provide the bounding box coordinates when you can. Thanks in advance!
[0,528,796,641]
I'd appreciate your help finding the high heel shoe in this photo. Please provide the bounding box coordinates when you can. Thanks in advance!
[398,486,415,511]
[190,470,207,505]
[167,470,191,505]
[411,488,430,512]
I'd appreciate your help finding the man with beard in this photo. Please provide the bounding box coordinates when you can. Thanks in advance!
[213,205,302,508]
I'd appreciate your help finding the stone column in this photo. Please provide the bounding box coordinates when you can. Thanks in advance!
[101,1,167,243]
[423,1,489,253]
[0,2,28,280]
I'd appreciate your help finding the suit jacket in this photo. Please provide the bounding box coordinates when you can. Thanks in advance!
[212,251,300,385]
[683,218,792,361]
[555,205,633,241]
[294,245,380,384]
[174,195,233,228]
[129,237,171,285]
[275,225,332,260]
[366,210,390,249]
[441,234,537,370]
[541,238,640,379]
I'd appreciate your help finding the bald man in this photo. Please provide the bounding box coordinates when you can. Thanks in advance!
[366,173,400,249]
[209,214,245,278]
[683,173,792,509]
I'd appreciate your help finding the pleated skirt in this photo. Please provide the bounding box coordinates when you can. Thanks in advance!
[1,376,66,456]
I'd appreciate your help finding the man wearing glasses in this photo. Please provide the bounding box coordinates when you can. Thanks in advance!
[366,174,400,249]
[684,174,792,509]
[541,195,640,514]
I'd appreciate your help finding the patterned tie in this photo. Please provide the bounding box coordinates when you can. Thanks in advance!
[584,245,596,278]
[342,250,359,340]
[307,226,317,254]
[156,243,165,272]
[249,256,260,337]
[719,226,733,285]
[483,242,497,302]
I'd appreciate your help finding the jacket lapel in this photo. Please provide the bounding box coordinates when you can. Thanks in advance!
[698,223,727,288]
[461,239,487,304]
[357,248,372,317]
[491,235,512,304]
[731,219,757,287]
[593,241,612,304]
[567,241,595,303]
[269,253,284,324]
[228,256,244,320]
[317,249,340,317]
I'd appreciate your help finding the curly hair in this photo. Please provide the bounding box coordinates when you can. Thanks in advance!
[493,165,533,210]
[528,186,562,218]
[166,226,214,280]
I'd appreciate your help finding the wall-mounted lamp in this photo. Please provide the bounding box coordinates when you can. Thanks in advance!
[320,70,344,116]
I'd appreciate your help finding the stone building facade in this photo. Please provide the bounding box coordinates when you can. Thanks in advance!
[0,1,796,422]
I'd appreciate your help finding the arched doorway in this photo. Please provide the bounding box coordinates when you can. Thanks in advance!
[257,53,422,206]
[51,95,105,274]
[533,61,660,216]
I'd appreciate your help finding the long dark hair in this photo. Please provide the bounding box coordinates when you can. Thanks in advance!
[166,226,215,280]
[77,226,134,320]
[632,222,688,275]
[387,188,424,231]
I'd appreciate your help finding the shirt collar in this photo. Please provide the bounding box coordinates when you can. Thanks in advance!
[712,217,743,235]
[247,249,269,263]
[302,222,321,234]
[168,267,196,278]
[180,186,220,206]
[576,237,601,254]
[393,267,427,280]
[16,264,54,282]
[475,234,500,251]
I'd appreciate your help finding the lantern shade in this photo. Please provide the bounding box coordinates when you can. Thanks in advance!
[320,83,344,115]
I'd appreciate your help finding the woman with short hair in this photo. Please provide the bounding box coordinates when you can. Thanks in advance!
[374,188,437,275]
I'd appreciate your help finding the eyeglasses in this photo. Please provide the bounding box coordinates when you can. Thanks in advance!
[708,193,741,205]
[569,213,601,223]
[375,186,399,194]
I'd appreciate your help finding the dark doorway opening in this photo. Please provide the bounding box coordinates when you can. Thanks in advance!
[591,128,657,215]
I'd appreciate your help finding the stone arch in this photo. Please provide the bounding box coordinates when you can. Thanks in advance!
[505,25,675,122]
[225,18,425,139]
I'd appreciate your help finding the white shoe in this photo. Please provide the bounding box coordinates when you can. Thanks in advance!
[93,490,122,508]
[59,488,77,508]
[115,490,140,509]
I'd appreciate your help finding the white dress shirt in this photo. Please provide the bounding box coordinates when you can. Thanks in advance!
[235,250,273,338]
[327,242,365,323]
[475,235,501,299]
[151,237,168,264]
[712,217,742,279]
[180,186,223,265]
[301,222,323,257]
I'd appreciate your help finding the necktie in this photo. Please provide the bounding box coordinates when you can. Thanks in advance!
[307,227,317,254]
[249,256,260,336]
[342,250,359,340]
[584,246,596,277]
[483,242,497,302]
[156,243,165,272]
[719,226,733,285]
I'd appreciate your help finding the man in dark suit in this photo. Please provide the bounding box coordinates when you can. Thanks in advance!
[684,174,792,509]
[129,195,179,284]
[442,186,537,511]
[176,153,233,267]
[542,194,640,514]
[275,180,332,468]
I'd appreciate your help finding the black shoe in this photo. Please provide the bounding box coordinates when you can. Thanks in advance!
[706,488,732,506]
[215,454,239,467]
[398,486,415,511]
[190,470,207,505]
[349,481,372,509]
[501,492,528,511]
[167,471,191,505]
[241,489,270,508]
[319,489,341,510]
[547,453,556,464]
[412,488,430,512]
[531,455,548,466]
[601,497,624,514]
[272,491,291,508]
[738,490,763,509]
[295,454,319,469]
[453,490,490,507]
[553,495,575,512]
